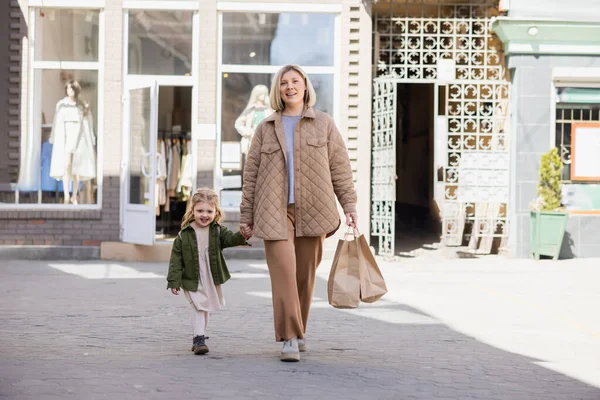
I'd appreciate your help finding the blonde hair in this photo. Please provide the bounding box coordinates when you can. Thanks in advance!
[269,64,317,112]
[180,188,224,228]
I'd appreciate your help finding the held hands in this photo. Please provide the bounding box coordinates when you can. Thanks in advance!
[171,288,180,295]
[239,223,253,240]
[345,212,358,229]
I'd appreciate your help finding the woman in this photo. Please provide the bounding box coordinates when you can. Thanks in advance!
[240,65,358,362]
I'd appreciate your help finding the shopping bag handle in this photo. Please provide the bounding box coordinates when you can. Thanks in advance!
[343,226,361,239]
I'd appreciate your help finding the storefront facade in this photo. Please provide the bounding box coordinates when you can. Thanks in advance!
[1,0,372,259]
[11,0,596,260]
[493,0,600,258]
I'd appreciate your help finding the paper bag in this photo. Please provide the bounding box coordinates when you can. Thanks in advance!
[356,232,388,303]
[327,231,361,309]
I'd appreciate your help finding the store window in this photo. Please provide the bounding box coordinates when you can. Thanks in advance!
[34,9,99,62]
[0,8,101,207]
[128,10,193,75]
[555,87,600,211]
[219,11,338,208]
[222,13,335,66]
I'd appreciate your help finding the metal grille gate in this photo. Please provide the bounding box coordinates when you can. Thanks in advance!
[371,77,397,256]
[372,0,510,256]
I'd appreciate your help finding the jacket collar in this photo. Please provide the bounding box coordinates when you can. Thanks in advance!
[181,220,220,231]
[264,106,316,123]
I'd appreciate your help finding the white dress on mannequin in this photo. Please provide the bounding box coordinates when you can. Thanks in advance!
[49,97,96,181]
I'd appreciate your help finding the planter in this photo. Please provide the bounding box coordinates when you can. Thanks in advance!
[530,211,568,260]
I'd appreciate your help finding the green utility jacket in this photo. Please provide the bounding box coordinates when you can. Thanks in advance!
[166,222,248,291]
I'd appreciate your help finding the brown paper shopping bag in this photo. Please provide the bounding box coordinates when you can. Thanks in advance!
[356,231,388,303]
[327,229,361,309]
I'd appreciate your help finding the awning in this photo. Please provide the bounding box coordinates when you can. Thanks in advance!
[557,88,600,104]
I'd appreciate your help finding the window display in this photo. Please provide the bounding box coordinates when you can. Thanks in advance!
[18,70,99,205]
[234,84,274,154]
[49,80,96,204]
[0,8,101,206]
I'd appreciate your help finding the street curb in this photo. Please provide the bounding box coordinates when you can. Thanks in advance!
[0,245,101,261]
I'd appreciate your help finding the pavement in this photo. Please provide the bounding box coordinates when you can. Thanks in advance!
[1,254,599,399]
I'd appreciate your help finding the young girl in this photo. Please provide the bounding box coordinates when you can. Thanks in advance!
[167,188,250,355]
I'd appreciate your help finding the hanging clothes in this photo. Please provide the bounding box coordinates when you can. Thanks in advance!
[167,139,181,199]
[178,140,194,200]
[49,97,96,181]
[156,139,167,215]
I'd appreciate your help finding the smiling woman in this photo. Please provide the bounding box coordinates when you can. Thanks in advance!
[239,64,357,362]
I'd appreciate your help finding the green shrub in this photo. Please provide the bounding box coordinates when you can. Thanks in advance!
[533,148,563,212]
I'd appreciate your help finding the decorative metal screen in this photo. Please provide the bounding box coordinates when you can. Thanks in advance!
[373,0,510,253]
[371,77,397,256]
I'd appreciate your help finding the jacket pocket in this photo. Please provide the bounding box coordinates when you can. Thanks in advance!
[260,143,281,154]
[306,138,328,148]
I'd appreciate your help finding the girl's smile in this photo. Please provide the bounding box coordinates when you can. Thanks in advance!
[193,201,216,228]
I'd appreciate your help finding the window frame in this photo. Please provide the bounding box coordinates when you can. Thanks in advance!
[215,4,342,211]
[552,67,600,214]
[1,6,105,210]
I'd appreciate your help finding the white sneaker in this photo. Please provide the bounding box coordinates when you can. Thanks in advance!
[280,337,300,362]
[298,338,307,352]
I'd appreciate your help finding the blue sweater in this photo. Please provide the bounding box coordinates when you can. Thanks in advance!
[282,115,301,204]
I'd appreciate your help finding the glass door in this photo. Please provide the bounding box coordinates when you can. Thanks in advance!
[121,82,159,245]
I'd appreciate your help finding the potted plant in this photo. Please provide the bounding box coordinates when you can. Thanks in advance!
[529,148,568,260]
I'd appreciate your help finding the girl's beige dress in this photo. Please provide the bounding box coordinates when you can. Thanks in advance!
[183,224,225,312]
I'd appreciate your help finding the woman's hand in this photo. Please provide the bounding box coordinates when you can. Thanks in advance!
[240,223,253,239]
[171,288,180,295]
[345,212,358,229]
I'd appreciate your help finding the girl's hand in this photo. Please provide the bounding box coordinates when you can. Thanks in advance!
[240,223,253,239]
[171,288,180,295]
[345,212,358,229]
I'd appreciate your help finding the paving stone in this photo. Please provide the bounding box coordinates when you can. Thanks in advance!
[0,259,599,399]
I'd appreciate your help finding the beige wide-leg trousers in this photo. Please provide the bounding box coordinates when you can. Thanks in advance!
[263,204,325,342]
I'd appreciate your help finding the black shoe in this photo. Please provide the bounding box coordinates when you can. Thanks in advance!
[192,335,209,355]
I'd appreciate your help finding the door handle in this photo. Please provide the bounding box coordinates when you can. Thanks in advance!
[141,151,153,178]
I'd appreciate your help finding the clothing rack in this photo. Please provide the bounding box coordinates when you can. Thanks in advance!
[156,129,192,237]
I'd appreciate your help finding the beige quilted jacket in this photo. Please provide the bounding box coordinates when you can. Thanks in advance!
[240,107,357,240]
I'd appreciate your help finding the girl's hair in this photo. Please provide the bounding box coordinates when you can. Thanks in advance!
[269,64,317,111]
[180,188,223,228]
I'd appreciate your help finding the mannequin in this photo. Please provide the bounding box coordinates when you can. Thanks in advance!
[49,80,97,204]
[234,84,274,154]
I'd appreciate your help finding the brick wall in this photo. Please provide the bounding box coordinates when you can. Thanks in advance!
[0,1,23,187]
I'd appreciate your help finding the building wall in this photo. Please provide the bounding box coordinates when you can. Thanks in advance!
[510,55,600,258]
[1,1,23,195]
[508,0,600,20]
[0,1,11,184]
